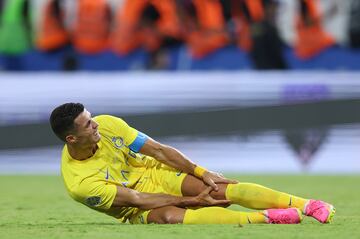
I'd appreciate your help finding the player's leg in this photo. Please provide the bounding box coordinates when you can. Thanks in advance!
[225,181,335,223]
[146,206,301,224]
[181,174,335,223]
[182,174,307,210]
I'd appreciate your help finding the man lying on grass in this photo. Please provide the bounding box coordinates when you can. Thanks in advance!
[50,103,335,224]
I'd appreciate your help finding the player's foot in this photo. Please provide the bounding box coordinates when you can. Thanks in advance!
[304,200,335,223]
[263,208,303,224]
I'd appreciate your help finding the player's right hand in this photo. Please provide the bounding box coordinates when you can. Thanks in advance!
[202,171,238,191]
[195,187,231,207]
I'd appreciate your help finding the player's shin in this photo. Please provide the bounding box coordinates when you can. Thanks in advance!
[225,183,308,212]
[183,207,266,224]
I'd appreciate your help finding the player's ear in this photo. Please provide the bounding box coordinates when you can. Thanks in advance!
[65,134,77,144]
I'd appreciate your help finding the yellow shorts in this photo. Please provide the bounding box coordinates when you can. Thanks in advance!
[126,163,187,224]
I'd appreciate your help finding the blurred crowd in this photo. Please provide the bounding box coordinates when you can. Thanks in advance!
[0,0,359,70]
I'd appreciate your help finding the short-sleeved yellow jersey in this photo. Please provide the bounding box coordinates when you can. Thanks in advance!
[61,115,157,220]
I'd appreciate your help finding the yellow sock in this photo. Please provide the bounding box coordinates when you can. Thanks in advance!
[183,207,266,224]
[225,183,308,212]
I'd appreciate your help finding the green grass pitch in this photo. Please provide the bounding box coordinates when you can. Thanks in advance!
[0,175,359,239]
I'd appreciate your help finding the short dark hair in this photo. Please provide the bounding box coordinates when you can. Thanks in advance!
[50,103,84,142]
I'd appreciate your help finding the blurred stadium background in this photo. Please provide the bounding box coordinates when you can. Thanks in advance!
[0,0,359,175]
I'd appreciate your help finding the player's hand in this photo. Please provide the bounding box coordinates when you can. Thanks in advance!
[195,187,231,207]
[202,171,238,191]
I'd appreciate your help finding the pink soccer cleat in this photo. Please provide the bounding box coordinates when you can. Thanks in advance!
[263,208,303,224]
[304,200,336,223]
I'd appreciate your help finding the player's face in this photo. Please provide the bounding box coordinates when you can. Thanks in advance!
[72,109,101,145]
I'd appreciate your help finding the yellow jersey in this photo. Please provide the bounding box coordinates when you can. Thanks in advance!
[61,115,155,220]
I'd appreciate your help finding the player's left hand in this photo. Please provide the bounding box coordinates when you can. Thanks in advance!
[202,171,238,191]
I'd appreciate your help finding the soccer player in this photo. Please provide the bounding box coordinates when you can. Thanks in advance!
[50,103,335,224]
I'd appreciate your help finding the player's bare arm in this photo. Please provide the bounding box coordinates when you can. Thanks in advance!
[139,138,237,190]
[111,186,230,210]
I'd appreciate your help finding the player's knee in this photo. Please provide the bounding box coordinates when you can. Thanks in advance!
[148,206,185,224]
[161,210,181,224]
